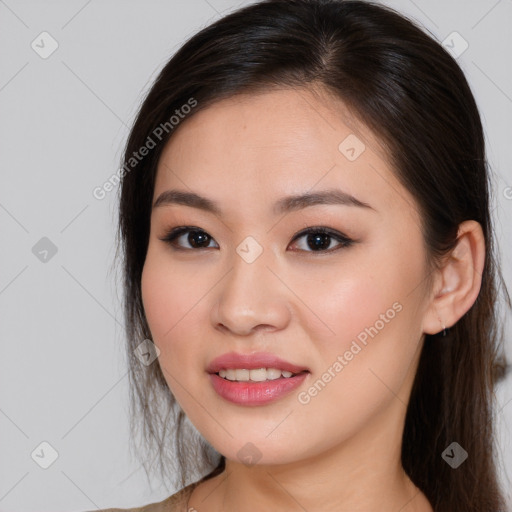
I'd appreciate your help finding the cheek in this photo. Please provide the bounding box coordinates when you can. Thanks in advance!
[141,251,210,411]
[285,260,423,445]
[297,235,426,372]
[141,249,199,352]
[293,260,399,350]
[140,246,219,388]
[141,255,172,340]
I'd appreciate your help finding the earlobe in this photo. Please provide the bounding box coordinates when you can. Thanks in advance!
[421,220,485,336]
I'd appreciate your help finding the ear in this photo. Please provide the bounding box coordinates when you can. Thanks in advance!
[422,220,486,335]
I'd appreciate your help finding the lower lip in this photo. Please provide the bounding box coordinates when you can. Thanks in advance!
[209,372,309,406]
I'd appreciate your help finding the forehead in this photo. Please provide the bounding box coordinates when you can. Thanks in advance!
[159,86,380,170]
[154,87,418,222]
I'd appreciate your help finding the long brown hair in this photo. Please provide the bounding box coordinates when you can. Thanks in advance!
[116,1,510,509]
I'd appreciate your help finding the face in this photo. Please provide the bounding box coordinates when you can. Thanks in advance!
[141,86,432,466]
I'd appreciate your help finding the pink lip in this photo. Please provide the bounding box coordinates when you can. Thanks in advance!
[209,373,308,406]
[206,352,309,406]
[206,351,309,374]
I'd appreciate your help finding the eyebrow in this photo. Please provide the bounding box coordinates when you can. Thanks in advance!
[152,188,376,215]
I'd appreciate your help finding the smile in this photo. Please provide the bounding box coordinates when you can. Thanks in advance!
[217,368,298,381]
[206,351,310,406]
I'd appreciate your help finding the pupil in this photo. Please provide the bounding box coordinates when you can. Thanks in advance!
[308,233,330,251]
[189,231,210,248]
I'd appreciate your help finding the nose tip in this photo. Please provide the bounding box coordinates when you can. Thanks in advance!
[210,252,291,336]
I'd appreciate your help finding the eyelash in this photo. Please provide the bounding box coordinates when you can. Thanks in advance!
[158,225,354,254]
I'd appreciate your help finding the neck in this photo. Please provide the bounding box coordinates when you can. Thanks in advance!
[190,396,433,512]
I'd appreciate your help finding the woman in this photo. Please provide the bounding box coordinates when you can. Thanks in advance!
[99,0,510,510]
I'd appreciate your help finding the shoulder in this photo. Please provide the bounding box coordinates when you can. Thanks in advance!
[88,479,199,512]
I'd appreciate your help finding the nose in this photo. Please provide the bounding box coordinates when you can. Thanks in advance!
[210,248,292,337]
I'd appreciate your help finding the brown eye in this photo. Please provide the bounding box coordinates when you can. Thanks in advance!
[160,227,218,250]
[289,227,353,253]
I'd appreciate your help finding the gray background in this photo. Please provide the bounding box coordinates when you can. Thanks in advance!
[0,0,511,511]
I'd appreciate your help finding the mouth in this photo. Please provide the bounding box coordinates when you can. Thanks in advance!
[206,352,310,406]
[215,367,307,381]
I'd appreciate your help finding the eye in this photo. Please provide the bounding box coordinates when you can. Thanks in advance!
[288,226,354,253]
[159,225,354,253]
[159,226,219,251]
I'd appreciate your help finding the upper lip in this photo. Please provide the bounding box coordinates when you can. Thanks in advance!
[206,352,309,374]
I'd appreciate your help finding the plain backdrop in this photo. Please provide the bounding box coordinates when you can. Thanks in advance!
[0,0,511,510]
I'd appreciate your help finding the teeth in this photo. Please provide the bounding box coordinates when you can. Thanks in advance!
[235,369,250,381]
[266,368,282,380]
[218,368,297,381]
[248,368,267,382]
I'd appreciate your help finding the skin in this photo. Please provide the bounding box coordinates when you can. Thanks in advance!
[141,85,485,512]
